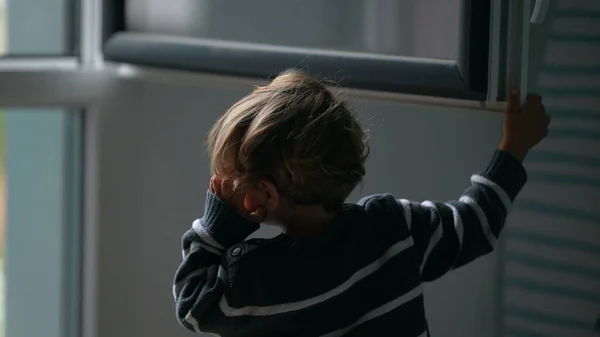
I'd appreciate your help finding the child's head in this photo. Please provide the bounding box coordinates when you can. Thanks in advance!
[207,69,369,222]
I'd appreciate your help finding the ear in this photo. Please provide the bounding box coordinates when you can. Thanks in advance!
[242,179,280,214]
[259,179,280,212]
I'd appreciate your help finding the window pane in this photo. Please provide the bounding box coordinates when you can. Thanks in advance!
[0,0,73,55]
[1,109,81,337]
[126,0,462,60]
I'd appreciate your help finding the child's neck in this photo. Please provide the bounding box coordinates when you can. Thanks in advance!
[277,205,338,237]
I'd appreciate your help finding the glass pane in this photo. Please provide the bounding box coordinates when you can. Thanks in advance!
[126,0,462,60]
[0,0,73,56]
[1,109,81,337]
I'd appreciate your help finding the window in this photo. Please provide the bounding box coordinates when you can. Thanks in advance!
[127,0,463,60]
[0,0,76,56]
[2,110,82,337]
[104,0,503,100]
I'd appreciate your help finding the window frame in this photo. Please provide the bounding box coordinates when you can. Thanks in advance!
[102,0,500,101]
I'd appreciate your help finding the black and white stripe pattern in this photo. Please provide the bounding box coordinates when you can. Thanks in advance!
[403,171,518,282]
[173,150,527,336]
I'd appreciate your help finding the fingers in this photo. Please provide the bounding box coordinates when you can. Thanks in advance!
[526,93,543,105]
[210,175,222,195]
[210,175,267,223]
[211,176,239,198]
[221,179,236,199]
[507,89,521,114]
[220,178,249,214]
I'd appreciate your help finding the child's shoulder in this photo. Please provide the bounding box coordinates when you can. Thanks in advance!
[227,195,408,263]
[355,194,411,233]
[357,193,396,206]
[356,193,404,217]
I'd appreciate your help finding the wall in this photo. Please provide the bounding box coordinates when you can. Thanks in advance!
[500,1,600,336]
[93,75,505,337]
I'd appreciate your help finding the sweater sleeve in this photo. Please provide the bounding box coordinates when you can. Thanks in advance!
[173,190,260,335]
[397,150,527,281]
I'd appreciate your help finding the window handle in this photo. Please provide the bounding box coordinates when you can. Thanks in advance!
[530,0,549,24]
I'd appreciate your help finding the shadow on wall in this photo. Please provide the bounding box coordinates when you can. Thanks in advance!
[500,2,600,337]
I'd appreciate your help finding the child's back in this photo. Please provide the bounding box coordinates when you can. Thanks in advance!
[173,70,550,336]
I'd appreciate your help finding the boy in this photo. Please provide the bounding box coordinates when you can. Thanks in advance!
[173,70,550,336]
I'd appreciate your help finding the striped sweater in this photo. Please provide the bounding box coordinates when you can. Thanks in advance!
[173,150,527,336]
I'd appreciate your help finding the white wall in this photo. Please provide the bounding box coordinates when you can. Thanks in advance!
[92,76,504,337]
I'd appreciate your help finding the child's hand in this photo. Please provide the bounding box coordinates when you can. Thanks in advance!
[499,89,551,162]
[210,175,267,223]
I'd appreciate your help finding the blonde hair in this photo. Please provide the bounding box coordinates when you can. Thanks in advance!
[207,69,369,211]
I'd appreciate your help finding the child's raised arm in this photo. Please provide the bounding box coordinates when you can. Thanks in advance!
[384,90,549,281]
[397,149,526,281]
[173,178,262,335]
